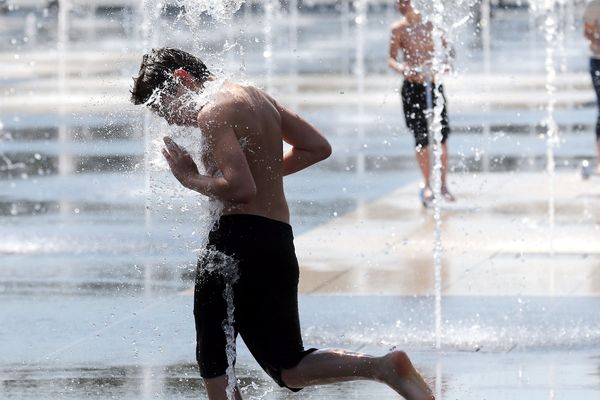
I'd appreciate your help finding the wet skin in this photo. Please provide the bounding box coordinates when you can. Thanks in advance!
[156,73,434,400]
[160,77,331,224]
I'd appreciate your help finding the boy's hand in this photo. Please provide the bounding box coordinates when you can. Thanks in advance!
[161,136,200,188]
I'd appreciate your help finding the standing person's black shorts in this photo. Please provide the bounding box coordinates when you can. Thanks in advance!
[401,80,450,149]
[194,214,317,391]
[590,58,600,141]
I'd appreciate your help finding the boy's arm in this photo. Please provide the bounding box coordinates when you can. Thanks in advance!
[584,4,600,47]
[388,26,406,74]
[162,108,256,203]
[275,101,332,176]
[585,21,600,48]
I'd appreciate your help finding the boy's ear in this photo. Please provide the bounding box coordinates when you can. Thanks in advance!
[173,68,193,83]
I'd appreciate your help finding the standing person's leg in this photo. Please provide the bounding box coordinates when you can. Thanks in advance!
[436,84,454,201]
[590,58,600,173]
[441,142,449,185]
[281,349,434,400]
[402,81,433,203]
[204,376,242,400]
[597,141,600,173]
[194,232,244,400]
[416,147,431,188]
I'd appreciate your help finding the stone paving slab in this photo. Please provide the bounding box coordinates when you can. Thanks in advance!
[296,172,600,296]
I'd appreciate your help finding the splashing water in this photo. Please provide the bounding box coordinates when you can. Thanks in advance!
[530,0,559,253]
[144,77,227,263]
[428,0,448,352]
[413,0,477,352]
[197,247,240,400]
[263,0,275,93]
[137,1,245,391]
[144,77,225,164]
[543,1,559,256]
[176,0,245,23]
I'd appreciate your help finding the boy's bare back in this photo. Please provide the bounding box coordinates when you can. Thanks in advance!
[198,82,326,223]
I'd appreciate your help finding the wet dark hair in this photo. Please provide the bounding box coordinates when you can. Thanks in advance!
[130,47,212,105]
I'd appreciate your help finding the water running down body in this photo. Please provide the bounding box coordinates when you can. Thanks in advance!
[130,48,435,400]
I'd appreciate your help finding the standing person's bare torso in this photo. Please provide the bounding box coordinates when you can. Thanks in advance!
[200,82,290,223]
[391,19,435,83]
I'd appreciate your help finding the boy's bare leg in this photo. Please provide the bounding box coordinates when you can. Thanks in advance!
[416,146,431,187]
[204,375,243,400]
[281,349,434,400]
[416,147,433,202]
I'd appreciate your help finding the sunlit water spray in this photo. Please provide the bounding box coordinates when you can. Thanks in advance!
[176,0,245,23]
[197,247,240,400]
[139,2,246,393]
[263,0,275,93]
[428,0,448,353]
[355,0,367,176]
[143,76,227,256]
[535,0,559,254]
[140,0,161,301]
[414,0,485,354]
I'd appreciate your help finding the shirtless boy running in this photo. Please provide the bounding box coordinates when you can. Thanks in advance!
[131,47,434,400]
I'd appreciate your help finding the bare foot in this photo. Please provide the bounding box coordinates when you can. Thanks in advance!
[380,351,434,400]
[419,185,434,208]
[441,186,455,202]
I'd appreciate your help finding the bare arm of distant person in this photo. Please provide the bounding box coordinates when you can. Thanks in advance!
[274,102,332,176]
[161,109,257,203]
[388,27,406,74]
[441,32,455,72]
[584,21,600,48]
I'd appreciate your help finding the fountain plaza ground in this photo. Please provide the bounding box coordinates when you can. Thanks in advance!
[3,62,600,400]
[3,62,600,399]
[2,3,600,399]
[2,170,599,399]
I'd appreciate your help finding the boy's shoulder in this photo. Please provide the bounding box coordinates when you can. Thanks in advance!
[390,18,408,32]
[197,90,245,131]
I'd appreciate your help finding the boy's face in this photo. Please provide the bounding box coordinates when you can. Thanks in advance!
[148,82,197,126]
[397,0,411,14]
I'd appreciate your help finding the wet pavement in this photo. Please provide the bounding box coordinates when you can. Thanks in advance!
[296,172,600,296]
[2,3,600,399]
[2,350,599,399]
[2,172,599,399]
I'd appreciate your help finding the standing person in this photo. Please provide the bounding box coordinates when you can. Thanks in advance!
[584,0,600,174]
[130,48,435,400]
[388,0,455,206]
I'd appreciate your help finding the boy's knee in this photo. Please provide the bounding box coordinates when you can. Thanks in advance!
[280,367,304,389]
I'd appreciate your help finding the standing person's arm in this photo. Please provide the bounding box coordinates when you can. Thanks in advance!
[274,102,331,176]
[388,26,406,74]
[161,106,257,203]
[585,21,600,48]
[441,31,455,73]
[584,3,600,49]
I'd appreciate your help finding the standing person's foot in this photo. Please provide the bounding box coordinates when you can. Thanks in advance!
[441,185,455,202]
[419,184,434,208]
[380,351,435,400]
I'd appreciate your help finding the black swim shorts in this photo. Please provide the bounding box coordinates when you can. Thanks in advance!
[194,214,317,391]
[401,80,450,149]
